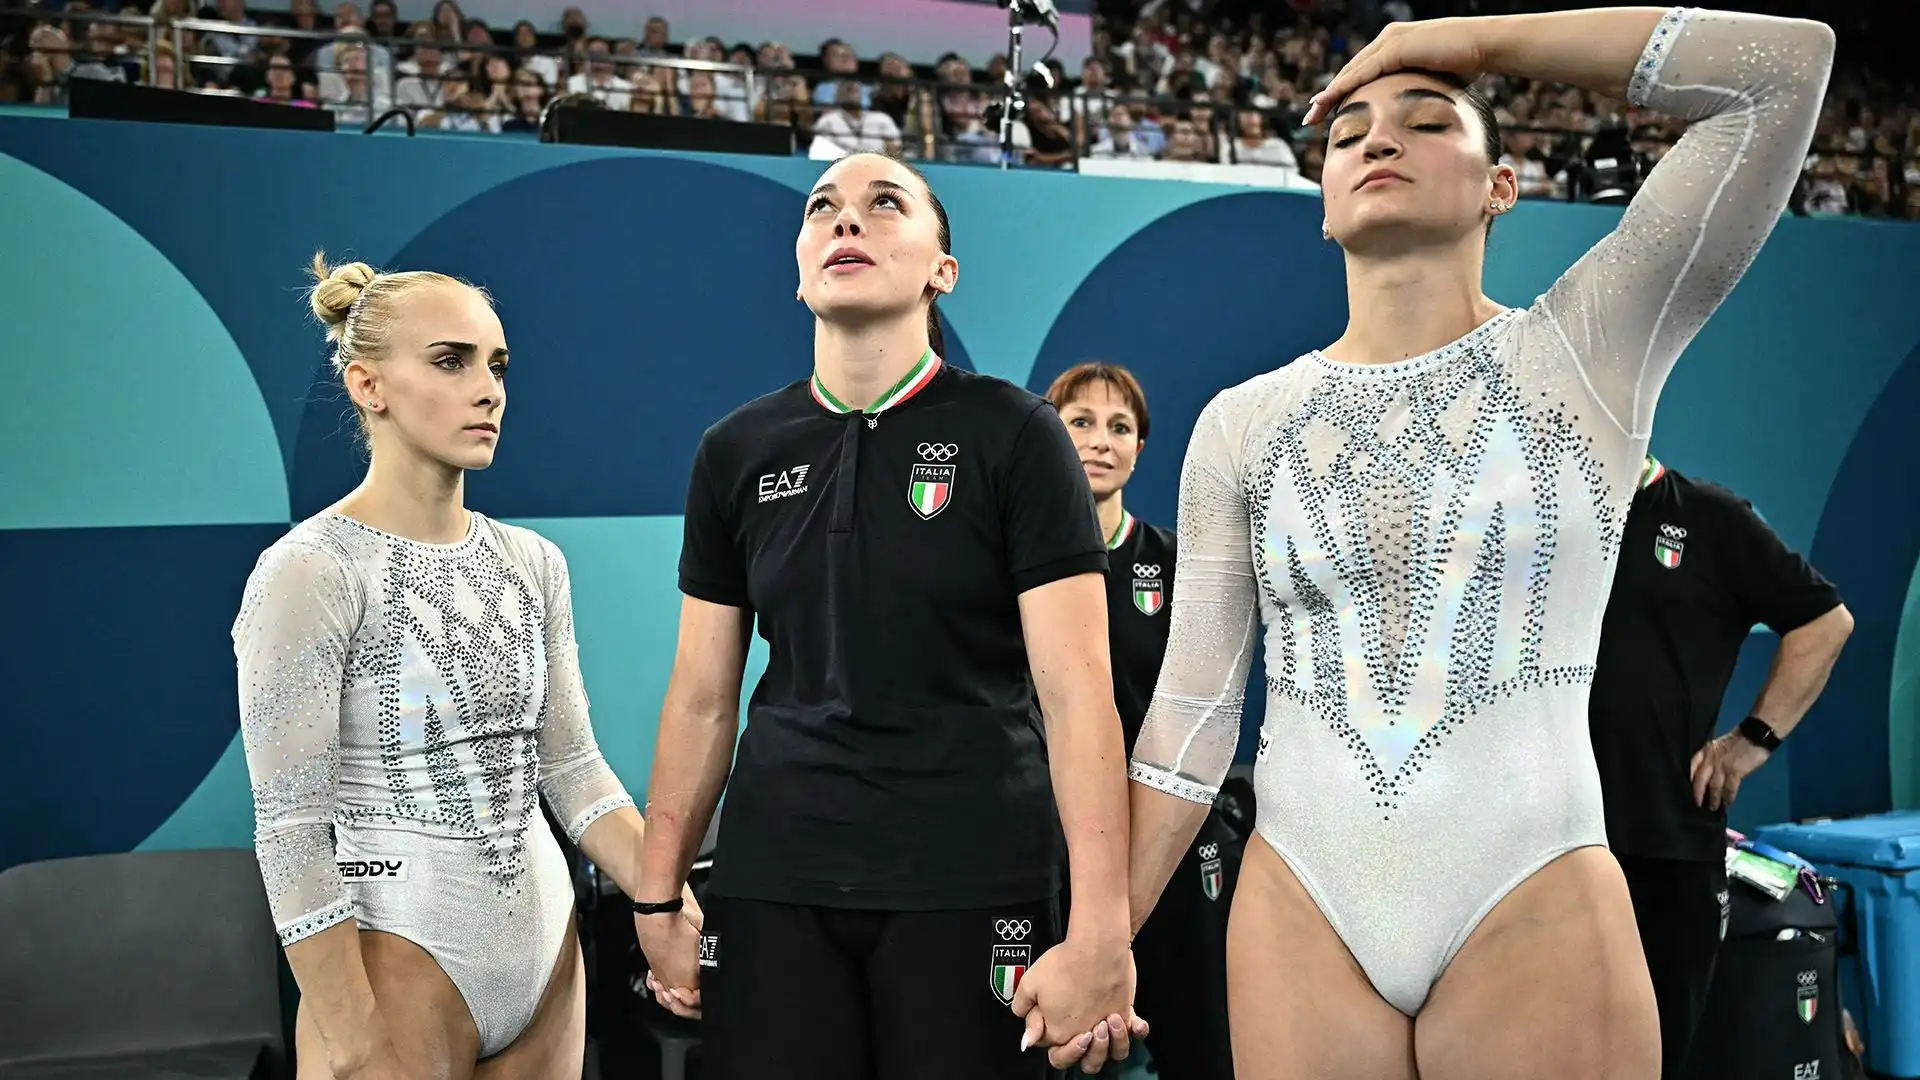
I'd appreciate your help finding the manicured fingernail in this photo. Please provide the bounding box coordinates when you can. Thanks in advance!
[1020,1031,1033,1052]
[1077,1033,1093,1050]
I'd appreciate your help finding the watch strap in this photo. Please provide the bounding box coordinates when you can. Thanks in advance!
[1738,716,1782,752]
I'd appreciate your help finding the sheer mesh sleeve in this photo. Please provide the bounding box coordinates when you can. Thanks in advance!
[1539,7,1834,438]
[1127,386,1264,803]
[233,541,361,947]
[531,537,635,843]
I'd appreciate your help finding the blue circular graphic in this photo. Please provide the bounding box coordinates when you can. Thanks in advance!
[1801,341,1920,818]
[0,523,288,869]
[0,153,287,530]
[1027,191,1346,528]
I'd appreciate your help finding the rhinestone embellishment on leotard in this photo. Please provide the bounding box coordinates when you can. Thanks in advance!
[1628,8,1690,107]
[1256,313,1612,816]
[340,518,549,891]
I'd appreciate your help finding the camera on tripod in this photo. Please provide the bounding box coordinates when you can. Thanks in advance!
[989,0,1061,168]
[997,0,1060,30]
[1567,123,1655,206]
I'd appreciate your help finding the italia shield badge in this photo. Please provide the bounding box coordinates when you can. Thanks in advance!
[1201,859,1224,901]
[990,917,1032,1005]
[1133,578,1164,616]
[1131,563,1165,616]
[1198,843,1223,902]
[990,944,1030,1005]
[1654,524,1686,570]
[1796,969,1819,1024]
[910,463,954,520]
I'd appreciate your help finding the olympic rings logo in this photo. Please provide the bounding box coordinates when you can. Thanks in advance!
[1197,843,1219,859]
[918,442,958,461]
[1134,564,1160,577]
[1798,969,1818,986]
[995,919,1032,941]
[1660,524,1688,539]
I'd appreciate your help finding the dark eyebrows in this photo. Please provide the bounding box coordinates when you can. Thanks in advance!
[1329,86,1459,123]
[427,340,509,361]
[805,179,914,204]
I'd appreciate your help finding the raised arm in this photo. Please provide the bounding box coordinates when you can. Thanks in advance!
[234,542,399,1074]
[1516,7,1834,437]
[1125,391,1261,933]
[1307,7,1834,438]
[527,537,643,889]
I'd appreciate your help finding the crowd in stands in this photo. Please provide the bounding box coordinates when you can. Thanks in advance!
[2,0,1915,218]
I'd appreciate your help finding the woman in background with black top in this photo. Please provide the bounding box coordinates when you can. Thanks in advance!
[1046,361,1237,1080]
[631,151,1146,1080]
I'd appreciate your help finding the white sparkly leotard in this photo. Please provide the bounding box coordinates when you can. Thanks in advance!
[1127,8,1832,1016]
[234,511,634,1055]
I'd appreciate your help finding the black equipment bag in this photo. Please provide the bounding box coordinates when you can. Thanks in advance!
[1690,878,1845,1080]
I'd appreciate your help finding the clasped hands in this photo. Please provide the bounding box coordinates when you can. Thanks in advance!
[1012,931,1152,1073]
[640,912,1147,1074]
[636,886,707,1020]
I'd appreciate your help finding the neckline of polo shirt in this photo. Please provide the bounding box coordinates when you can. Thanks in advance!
[1106,509,1137,550]
[1640,455,1666,490]
[810,349,942,417]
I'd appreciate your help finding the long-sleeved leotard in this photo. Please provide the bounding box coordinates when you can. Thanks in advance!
[1127,7,1833,1016]
[234,511,633,1054]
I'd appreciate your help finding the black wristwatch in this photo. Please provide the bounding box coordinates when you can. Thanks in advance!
[1736,716,1782,752]
[631,896,685,916]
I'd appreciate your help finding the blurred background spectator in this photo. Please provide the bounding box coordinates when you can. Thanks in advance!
[0,0,1911,217]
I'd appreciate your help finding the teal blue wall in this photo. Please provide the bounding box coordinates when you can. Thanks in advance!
[1,113,1916,869]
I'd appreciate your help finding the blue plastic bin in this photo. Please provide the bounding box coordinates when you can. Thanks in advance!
[1754,811,1920,1078]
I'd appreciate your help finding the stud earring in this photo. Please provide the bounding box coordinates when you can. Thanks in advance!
[1321,222,1332,240]
[1490,201,1505,213]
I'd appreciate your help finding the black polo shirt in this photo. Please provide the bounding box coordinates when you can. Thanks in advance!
[1588,458,1842,862]
[679,353,1108,910]
[1104,511,1176,755]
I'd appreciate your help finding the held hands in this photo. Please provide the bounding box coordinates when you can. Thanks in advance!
[1304,17,1491,125]
[1691,732,1771,812]
[636,885,707,1020]
[1010,933,1151,1073]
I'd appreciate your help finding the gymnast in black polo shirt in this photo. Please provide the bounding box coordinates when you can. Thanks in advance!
[1589,454,1853,1080]
[631,152,1142,1080]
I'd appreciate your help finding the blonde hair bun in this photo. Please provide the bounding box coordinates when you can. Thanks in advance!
[308,252,378,333]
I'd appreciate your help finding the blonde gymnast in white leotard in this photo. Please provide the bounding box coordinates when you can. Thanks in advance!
[236,256,699,1079]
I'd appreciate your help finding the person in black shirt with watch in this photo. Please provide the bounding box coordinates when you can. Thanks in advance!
[629,152,1145,1080]
[1588,454,1854,1080]
[1044,361,1237,1080]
